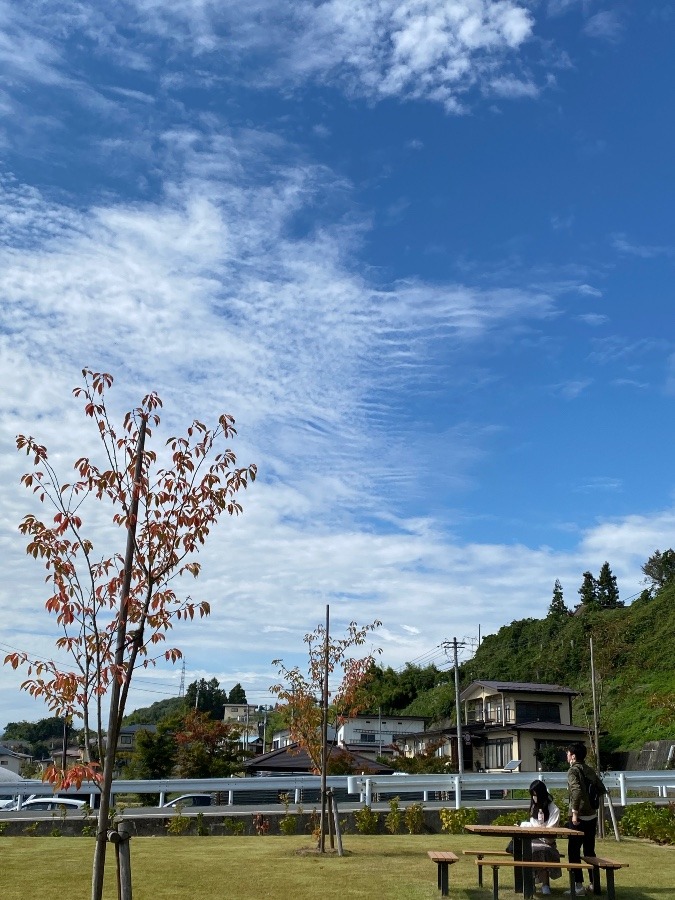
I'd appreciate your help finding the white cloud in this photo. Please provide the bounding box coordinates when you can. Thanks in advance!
[573,476,622,494]
[576,284,603,298]
[577,313,607,326]
[2,1,537,114]
[488,75,539,98]
[583,10,624,43]
[0,134,568,722]
[665,353,675,396]
[612,233,674,259]
[553,379,592,399]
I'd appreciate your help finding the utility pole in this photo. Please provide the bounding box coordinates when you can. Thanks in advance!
[589,637,604,838]
[453,638,464,774]
[443,638,466,774]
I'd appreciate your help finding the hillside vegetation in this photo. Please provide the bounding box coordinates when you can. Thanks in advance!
[367,583,675,754]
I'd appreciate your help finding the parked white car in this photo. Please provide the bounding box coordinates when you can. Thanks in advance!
[10,796,86,812]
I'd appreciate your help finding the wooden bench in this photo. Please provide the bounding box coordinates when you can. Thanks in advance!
[478,858,593,899]
[463,850,510,887]
[583,856,629,900]
[427,851,459,896]
[463,848,567,887]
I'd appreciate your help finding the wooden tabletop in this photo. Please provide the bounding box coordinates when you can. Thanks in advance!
[465,824,583,837]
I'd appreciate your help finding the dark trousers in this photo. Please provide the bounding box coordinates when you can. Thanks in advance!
[568,817,597,883]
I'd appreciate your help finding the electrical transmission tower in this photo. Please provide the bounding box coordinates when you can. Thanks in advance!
[178,659,186,698]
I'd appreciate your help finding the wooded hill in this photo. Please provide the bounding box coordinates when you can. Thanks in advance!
[367,581,675,755]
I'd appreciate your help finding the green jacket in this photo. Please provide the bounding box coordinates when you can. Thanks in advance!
[568,761,605,818]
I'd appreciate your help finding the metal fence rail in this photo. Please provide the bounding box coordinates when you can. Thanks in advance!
[2,770,674,811]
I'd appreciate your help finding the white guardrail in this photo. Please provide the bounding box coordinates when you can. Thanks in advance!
[1,770,674,811]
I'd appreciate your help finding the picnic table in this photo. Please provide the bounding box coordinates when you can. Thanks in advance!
[464,823,584,899]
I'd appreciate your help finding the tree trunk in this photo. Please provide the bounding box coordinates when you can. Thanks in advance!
[91,418,146,900]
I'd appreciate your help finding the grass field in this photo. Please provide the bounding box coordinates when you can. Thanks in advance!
[1,833,673,899]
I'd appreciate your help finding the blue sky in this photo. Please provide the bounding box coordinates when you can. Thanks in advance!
[1,0,674,724]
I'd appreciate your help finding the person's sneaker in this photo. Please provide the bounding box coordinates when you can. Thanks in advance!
[540,886,551,896]
[564,885,588,896]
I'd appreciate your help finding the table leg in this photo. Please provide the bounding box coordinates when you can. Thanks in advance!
[513,837,524,894]
[521,836,535,899]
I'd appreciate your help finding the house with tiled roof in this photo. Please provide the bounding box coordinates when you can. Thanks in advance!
[0,743,32,776]
[459,680,587,772]
[397,681,588,773]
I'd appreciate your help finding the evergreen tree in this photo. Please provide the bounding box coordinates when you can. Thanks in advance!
[597,561,622,609]
[228,683,247,704]
[578,571,599,609]
[124,720,178,780]
[642,549,675,595]
[185,678,227,720]
[547,579,569,618]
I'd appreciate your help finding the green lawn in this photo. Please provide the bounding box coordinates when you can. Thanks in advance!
[1,833,673,899]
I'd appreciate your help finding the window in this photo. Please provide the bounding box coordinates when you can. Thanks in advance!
[515,701,561,724]
[360,733,376,742]
[485,738,513,769]
[120,735,133,746]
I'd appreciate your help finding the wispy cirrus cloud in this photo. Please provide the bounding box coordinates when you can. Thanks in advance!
[612,232,674,259]
[2,1,538,114]
[553,378,592,399]
[583,10,624,43]
[0,122,559,541]
[577,313,608,326]
[574,476,622,494]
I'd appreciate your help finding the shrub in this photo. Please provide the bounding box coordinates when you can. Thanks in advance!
[222,817,246,836]
[404,802,425,835]
[619,802,675,845]
[166,810,191,835]
[279,815,298,835]
[385,797,402,834]
[307,809,321,839]
[492,810,525,826]
[196,812,209,836]
[354,805,379,835]
[253,814,270,836]
[439,807,478,834]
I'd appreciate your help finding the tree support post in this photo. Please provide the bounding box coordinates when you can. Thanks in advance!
[319,603,330,853]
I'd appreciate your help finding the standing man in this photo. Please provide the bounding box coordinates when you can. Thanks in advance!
[565,742,606,896]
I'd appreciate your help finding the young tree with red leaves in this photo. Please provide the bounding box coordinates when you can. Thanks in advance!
[174,710,244,778]
[271,609,381,850]
[5,370,256,900]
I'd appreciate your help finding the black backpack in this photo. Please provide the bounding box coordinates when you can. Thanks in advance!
[582,770,604,810]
